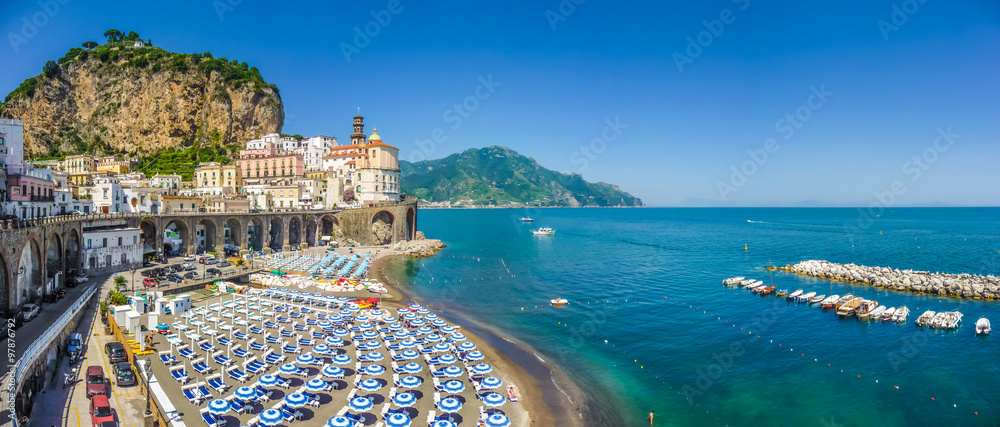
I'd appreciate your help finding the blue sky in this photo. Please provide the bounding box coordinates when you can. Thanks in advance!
[1,1,998,206]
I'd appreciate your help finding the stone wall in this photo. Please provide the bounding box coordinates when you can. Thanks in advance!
[784,260,1000,300]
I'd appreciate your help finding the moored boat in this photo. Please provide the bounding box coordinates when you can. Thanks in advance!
[760,286,775,295]
[915,310,936,327]
[940,311,962,330]
[776,289,788,297]
[520,217,534,222]
[868,306,887,321]
[881,307,896,321]
[550,298,569,306]
[808,294,826,304]
[930,312,947,328]
[797,292,816,302]
[976,318,991,335]
[894,306,910,323]
[836,298,863,317]
[856,300,879,319]
[787,289,803,300]
[833,295,855,310]
[820,294,840,308]
[722,276,745,286]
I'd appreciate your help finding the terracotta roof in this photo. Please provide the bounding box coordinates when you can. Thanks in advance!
[366,141,398,150]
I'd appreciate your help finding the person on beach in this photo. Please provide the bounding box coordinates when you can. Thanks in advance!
[648,410,654,424]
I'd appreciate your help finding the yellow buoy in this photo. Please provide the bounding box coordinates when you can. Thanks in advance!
[744,243,748,252]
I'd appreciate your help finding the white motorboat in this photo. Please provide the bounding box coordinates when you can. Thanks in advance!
[916,310,936,327]
[820,295,840,308]
[869,306,887,321]
[881,307,896,321]
[976,317,991,335]
[739,279,755,287]
[797,292,816,302]
[520,217,534,222]
[551,298,569,306]
[808,294,826,304]
[893,306,910,323]
[722,276,745,286]
[531,227,555,235]
[787,289,803,300]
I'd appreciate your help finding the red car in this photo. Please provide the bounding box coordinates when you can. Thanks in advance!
[86,365,106,398]
[89,394,117,426]
[142,277,158,287]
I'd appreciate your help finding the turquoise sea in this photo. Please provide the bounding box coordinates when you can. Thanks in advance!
[384,208,1000,426]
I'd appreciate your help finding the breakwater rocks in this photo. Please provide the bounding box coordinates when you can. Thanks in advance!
[389,232,445,257]
[782,260,1000,300]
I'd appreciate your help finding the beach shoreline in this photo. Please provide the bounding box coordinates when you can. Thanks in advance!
[366,250,585,427]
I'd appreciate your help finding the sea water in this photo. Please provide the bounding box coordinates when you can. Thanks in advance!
[384,208,1000,426]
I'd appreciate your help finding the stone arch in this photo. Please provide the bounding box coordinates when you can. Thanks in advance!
[371,210,395,246]
[65,228,81,275]
[405,208,415,241]
[305,218,317,247]
[15,237,43,307]
[224,217,242,254]
[288,217,301,247]
[196,218,218,254]
[269,217,283,251]
[164,219,190,256]
[247,217,264,252]
[45,232,62,291]
[139,220,157,259]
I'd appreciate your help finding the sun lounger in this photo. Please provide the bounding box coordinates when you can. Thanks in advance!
[245,359,267,375]
[192,359,212,375]
[346,389,357,402]
[282,345,301,354]
[207,374,229,393]
[170,366,190,383]
[264,352,285,365]
[298,338,314,346]
[234,331,249,341]
[159,351,178,365]
[227,397,250,414]
[213,352,233,367]
[274,375,291,389]
[250,327,264,335]
[232,347,250,359]
[293,324,307,331]
[426,411,436,425]
[177,347,196,359]
[197,384,213,400]
[254,385,273,401]
[305,318,317,325]
[217,336,233,346]
[249,341,267,352]
[227,368,248,383]
[279,329,294,337]
[200,342,216,352]
[200,408,222,427]
[182,385,202,404]
[433,392,441,406]
[277,317,291,323]
[265,334,281,344]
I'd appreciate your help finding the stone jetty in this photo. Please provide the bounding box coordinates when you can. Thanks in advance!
[780,260,1000,300]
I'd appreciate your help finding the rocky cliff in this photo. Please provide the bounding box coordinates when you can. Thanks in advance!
[1,43,283,158]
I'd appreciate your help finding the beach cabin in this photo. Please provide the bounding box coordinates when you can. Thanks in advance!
[114,305,133,327]
[129,295,146,314]
[124,310,141,334]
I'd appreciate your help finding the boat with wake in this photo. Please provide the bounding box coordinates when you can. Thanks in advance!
[531,227,555,236]
[520,217,534,223]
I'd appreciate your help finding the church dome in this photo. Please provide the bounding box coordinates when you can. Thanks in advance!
[367,127,381,142]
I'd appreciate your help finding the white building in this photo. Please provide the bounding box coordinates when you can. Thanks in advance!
[93,176,130,213]
[122,187,163,214]
[82,224,142,274]
[150,174,181,195]
[0,119,25,173]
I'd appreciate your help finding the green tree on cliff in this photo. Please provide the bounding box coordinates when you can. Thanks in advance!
[104,29,122,43]
[42,60,58,77]
[82,41,97,50]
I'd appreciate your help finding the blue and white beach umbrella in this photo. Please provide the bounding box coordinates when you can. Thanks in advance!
[485,413,511,427]
[317,320,333,328]
[297,354,316,365]
[385,413,412,427]
[322,365,344,378]
[259,408,284,426]
[306,378,327,391]
[332,354,352,365]
[417,308,430,314]
[465,351,485,361]
[364,364,386,375]
[338,310,353,317]
[409,319,427,327]
[440,326,457,334]
[234,386,257,400]
[333,328,350,336]
[257,375,279,387]
[327,416,354,427]
[358,321,374,329]
[357,378,381,391]
[408,303,422,309]
[313,344,332,354]
[438,397,462,413]
[393,331,410,340]
[363,340,382,350]
[451,333,467,341]
[424,334,442,343]
[399,339,417,349]
[370,309,385,318]
[207,399,231,415]
[325,336,345,347]
[355,315,369,323]
[399,350,419,360]
[401,362,422,374]
[383,316,397,323]
[403,313,418,321]
[279,363,300,374]
[483,392,507,407]
[392,391,417,407]
[399,375,422,388]
[284,392,308,408]
[432,319,448,327]
[481,377,502,389]
[362,351,384,362]
[442,380,465,393]
[458,342,476,352]
[432,343,452,353]
[388,323,404,331]
[425,313,439,320]
[435,354,457,364]
[349,396,374,412]
[442,366,462,377]
[431,421,457,427]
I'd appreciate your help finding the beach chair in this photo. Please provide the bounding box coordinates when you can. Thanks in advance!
[200,408,221,427]
[418,345,432,354]
[228,397,251,414]
[246,416,260,427]
[159,351,178,365]
[232,347,250,359]
[432,377,445,392]
[306,318,317,325]
[234,331,249,341]
[170,366,190,384]
[282,345,301,354]
[379,403,390,419]
[249,326,265,335]
[200,341,216,353]
[192,358,213,375]
[274,375,291,389]
[254,385,273,401]
[433,392,441,407]
[245,359,267,375]
[228,368,248,383]
[177,346,196,359]
[265,334,281,344]
[213,352,233,367]
[277,317,291,324]
[264,322,278,329]
[346,389,357,402]
[279,328,294,337]
[337,406,349,416]
[197,383,213,400]
[298,338,314,346]
[293,323,307,332]
[207,374,229,393]
[249,341,267,352]
[182,385,202,404]
[217,336,233,347]
[264,352,285,365]
[317,314,328,320]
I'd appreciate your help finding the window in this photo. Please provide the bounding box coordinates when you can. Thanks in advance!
[102,238,107,247]
[133,236,137,244]
[0,137,4,144]
[118,237,122,246]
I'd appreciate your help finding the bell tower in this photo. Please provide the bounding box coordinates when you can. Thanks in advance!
[351,113,366,146]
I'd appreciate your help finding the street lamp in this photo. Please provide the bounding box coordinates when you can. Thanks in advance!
[143,357,153,416]
[130,267,136,292]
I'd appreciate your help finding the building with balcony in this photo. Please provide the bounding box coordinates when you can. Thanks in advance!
[82,223,141,274]
[194,162,241,195]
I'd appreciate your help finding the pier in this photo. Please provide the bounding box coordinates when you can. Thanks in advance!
[774,260,1000,300]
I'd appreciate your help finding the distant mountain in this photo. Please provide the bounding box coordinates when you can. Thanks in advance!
[400,146,643,207]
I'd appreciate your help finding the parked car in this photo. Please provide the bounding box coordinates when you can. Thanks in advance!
[105,342,127,363]
[140,270,154,278]
[21,304,39,322]
[198,254,216,264]
[89,394,116,425]
[166,274,183,283]
[205,268,220,276]
[205,258,218,265]
[169,264,184,273]
[142,278,158,287]
[182,263,197,271]
[67,333,84,358]
[218,261,232,268]
[142,260,151,267]
[73,275,89,284]
[86,365,106,398]
[113,362,136,387]
[183,255,197,262]
[183,272,199,280]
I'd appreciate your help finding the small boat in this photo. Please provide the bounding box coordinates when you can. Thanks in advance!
[869,306,887,321]
[836,298,863,317]
[776,289,789,297]
[820,295,840,308]
[749,283,766,292]
[787,290,803,300]
[797,292,816,302]
[894,306,910,323]
[857,300,879,319]
[833,295,855,310]
[520,217,534,222]
[531,227,555,236]
[808,294,826,304]
[930,312,947,328]
[760,286,775,295]
[739,279,756,287]
[722,276,745,286]
[940,311,962,330]
[915,310,936,327]
[976,318,991,335]
[550,298,569,306]
[881,307,897,321]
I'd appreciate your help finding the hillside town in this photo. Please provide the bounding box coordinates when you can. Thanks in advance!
[0,114,401,219]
